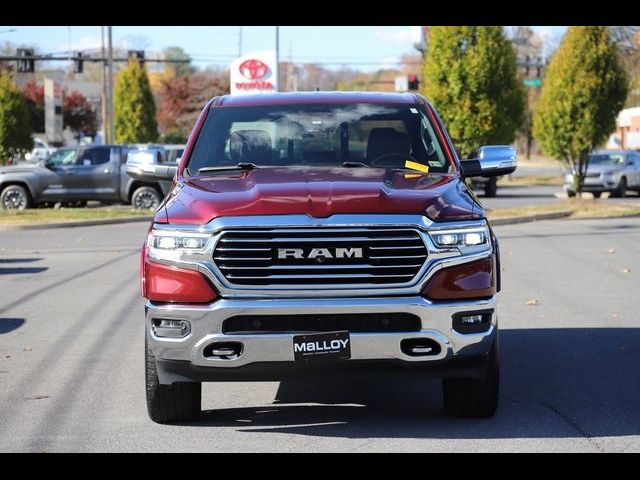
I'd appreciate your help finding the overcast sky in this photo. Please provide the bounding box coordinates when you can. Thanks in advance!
[2,26,568,71]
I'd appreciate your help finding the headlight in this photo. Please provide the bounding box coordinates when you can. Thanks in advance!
[428,224,491,254]
[154,235,208,250]
[148,230,212,259]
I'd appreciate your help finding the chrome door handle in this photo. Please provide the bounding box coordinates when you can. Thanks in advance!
[104,168,111,174]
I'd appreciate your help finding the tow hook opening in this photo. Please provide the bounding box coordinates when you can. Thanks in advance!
[203,342,243,360]
[401,338,441,357]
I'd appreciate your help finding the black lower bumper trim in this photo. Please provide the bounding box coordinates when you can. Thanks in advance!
[155,356,489,385]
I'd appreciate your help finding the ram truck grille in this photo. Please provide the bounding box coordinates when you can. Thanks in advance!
[212,228,428,287]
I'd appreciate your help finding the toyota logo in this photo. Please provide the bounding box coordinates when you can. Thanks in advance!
[239,59,269,80]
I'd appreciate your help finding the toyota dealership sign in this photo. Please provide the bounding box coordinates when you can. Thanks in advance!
[230,51,278,95]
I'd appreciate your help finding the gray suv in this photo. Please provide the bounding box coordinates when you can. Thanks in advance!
[0,145,173,210]
[565,150,640,198]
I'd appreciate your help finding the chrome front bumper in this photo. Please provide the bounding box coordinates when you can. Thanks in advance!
[147,295,497,383]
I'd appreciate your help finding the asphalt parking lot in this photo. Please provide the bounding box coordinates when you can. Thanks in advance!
[0,217,639,452]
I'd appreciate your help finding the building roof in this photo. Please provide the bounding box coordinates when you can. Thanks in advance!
[617,107,640,127]
[216,91,424,107]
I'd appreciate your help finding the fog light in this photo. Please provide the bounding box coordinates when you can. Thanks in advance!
[152,319,191,338]
[452,310,493,334]
[461,314,483,324]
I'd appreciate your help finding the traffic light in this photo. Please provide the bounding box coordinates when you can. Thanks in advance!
[128,50,145,65]
[74,51,84,74]
[17,48,35,73]
[408,74,420,91]
[536,57,542,78]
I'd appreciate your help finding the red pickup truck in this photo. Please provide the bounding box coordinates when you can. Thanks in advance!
[127,92,517,423]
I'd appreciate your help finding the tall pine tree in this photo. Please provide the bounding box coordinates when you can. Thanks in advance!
[114,60,158,144]
[422,26,525,158]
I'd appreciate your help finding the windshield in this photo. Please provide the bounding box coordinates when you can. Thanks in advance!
[186,103,453,175]
[589,153,625,165]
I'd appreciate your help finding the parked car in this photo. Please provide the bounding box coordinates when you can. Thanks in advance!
[129,91,517,423]
[0,145,173,210]
[24,138,57,163]
[564,150,640,198]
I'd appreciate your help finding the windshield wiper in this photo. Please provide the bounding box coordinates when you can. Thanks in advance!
[342,161,371,168]
[198,162,259,174]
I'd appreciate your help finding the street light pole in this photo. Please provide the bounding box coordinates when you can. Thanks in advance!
[107,26,114,144]
[275,26,280,92]
[100,26,109,144]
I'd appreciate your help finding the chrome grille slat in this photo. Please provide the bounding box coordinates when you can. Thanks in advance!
[219,236,420,243]
[370,254,427,259]
[227,274,416,280]
[215,247,272,252]
[213,256,272,261]
[213,227,428,287]
[218,264,423,270]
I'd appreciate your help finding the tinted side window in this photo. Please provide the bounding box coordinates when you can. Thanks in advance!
[78,148,111,166]
[47,149,77,166]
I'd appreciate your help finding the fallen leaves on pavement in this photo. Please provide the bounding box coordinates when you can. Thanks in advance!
[526,299,540,306]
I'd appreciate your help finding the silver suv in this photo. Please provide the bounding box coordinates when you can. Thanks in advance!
[565,150,640,198]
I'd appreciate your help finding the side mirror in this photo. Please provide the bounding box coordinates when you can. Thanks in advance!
[126,149,177,181]
[460,145,517,177]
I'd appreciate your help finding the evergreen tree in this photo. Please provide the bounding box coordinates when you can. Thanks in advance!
[114,60,158,144]
[533,26,628,194]
[423,26,525,158]
[0,72,32,164]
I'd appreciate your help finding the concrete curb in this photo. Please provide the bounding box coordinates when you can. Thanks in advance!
[0,215,152,231]
[488,210,573,226]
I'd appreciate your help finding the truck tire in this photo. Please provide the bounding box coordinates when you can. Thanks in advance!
[132,186,161,210]
[442,337,499,418]
[484,178,498,198]
[1,184,32,210]
[146,338,201,424]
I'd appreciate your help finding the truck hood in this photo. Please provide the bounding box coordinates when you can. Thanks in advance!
[159,167,481,225]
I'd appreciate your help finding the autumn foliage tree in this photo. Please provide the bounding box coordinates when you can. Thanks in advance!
[0,72,32,164]
[533,26,628,194]
[156,72,229,141]
[114,59,158,143]
[64,91,97,136]
[22,81,45,133]
[422,26,525,158]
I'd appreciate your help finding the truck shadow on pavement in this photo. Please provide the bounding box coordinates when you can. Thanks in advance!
[0,258,47,275]
[194,328,640,439]
[0,318,25,334]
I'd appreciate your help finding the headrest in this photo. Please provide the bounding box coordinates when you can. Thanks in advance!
[366,128,411,162]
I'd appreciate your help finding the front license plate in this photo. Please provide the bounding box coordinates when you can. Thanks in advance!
[293,331,351,363]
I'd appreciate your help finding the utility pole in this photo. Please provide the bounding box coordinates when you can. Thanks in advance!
[100,26,109,144]
[238,26,243,57]
[275,26,280,92]
[288,41,293,92]
[107,26,114,144]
